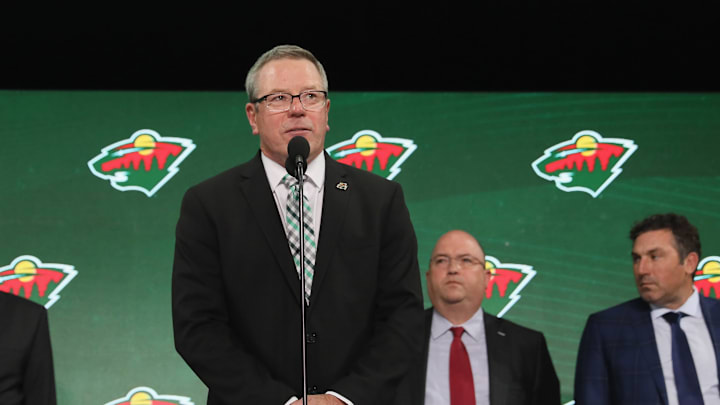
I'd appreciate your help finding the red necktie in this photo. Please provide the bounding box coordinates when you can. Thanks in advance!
[450,326,475,405]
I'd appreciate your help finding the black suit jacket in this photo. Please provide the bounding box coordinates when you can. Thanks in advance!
[397,308,560,405]
[574,296,720,405]
[0,292,56,405]
[172,152,424,404]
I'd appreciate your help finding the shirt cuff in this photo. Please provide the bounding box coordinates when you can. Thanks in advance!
[327,391,353,405]
[285,392,353,405]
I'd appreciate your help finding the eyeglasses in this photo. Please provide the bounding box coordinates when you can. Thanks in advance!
[252,90,328,112]
[430,255,484,270]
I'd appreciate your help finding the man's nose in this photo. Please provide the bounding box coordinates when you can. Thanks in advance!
[448,259,462,274]
[635,257,650,274]
[289,96,304,114]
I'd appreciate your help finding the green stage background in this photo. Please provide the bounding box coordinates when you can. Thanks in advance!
[1,91,719,404]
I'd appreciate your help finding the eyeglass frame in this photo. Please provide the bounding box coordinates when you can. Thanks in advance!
[251,90,328,112]
[430,254,486,270]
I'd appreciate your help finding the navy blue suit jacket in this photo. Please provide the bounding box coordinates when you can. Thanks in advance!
[574,296,720,405]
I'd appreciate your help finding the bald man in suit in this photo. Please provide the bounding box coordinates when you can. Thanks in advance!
[397,230,560,405]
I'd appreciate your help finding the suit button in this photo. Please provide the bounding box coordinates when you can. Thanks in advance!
[310,385,319,394]
[306,332,318,344]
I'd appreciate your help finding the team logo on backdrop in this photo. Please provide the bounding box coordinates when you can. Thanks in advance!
[483,256,537,318]
[531,130,637,198]
[104,386,194,405]
[694,256,720,298]
[0,255,77,309]
[326,129,416,180]
[88,129,196,197]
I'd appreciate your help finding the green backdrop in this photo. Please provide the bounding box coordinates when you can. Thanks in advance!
[2,90,719,404]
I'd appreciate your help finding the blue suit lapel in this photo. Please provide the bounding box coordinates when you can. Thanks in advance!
[700,295,720,396]
[633,305,669,404]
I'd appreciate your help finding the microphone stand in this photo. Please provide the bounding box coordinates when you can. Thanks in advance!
[295,160,308,405]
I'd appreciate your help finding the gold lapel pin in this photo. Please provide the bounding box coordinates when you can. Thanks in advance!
[336,182,348,191]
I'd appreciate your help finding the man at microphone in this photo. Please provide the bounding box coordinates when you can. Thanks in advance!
[172,44,424,405]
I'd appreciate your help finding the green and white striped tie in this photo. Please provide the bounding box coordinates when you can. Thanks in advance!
[282,174,316,304]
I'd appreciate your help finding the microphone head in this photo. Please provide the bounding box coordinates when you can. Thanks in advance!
[285,136,310,178]
[287,136,310,160]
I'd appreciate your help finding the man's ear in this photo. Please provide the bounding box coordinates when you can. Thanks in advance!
[246,103,259,135]
[683,251,699,276]
[325,99,331,132]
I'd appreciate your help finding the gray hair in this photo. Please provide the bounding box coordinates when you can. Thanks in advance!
[244,44,329,101]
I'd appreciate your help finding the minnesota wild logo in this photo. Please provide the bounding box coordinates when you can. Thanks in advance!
[484,256,536,318]
[0,255,77,308]
[531,130,638,198]
[104,386,194,405]
[88,129,196,197]
[694,256,720,299]
[326,129,416,180]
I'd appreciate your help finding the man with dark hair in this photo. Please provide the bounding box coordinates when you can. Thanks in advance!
[629,213,702,261]
[575,213,720,404]
[0,292,57,405]
[172,45,423,405]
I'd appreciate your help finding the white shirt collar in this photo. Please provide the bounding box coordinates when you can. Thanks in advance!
[261,151,325,191]
[650,287,702,319]
[431,307,485,343]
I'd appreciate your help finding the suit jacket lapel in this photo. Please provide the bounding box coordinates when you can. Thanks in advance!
[308,154,350,307]
[420,309,432,403]
[237,153,302,305]
[484,313,509,405]
[700,295,720,395]
[633,301,669,404]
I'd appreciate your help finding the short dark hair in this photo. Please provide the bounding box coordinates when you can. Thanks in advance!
[629,213,701,259]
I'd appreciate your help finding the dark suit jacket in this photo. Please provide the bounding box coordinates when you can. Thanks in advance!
[172,152,424,404]
[574,296,720,405]
[0,292,56,405]
[396,308,560,405]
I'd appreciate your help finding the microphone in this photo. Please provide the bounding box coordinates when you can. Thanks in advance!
[285,136,310,178]
[284,135,311,404]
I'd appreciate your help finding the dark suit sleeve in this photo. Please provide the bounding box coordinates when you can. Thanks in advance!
[23,305,56,405]
[330,182,424,404]
[574,314,610,405]
[172,187,295,403]
[531,332,561,405]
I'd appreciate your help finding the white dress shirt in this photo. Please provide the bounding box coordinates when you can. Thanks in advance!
[650,288,720,405]
[425,308,490,405]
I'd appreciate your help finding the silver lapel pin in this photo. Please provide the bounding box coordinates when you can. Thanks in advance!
[336,182,348,191]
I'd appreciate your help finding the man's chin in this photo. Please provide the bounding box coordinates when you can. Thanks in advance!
[639,290,662,306]
[440,291,466,304]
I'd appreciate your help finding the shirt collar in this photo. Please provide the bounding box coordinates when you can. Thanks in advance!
[650,287,702,319]
[431,307,485,342]
[261,151,325,191]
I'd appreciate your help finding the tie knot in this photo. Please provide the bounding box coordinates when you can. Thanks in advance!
[281,174,299,189]
[663,311,686,324]
[450,327,465,339]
